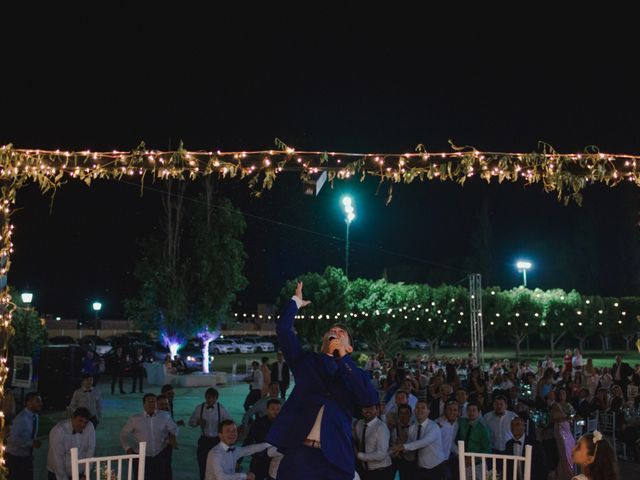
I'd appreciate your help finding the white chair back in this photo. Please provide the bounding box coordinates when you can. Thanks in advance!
[71,442,146,480]
[457,440,532,480]
[628,385,639,402]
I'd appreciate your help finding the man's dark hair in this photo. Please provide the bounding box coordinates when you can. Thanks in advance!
[467,401,480,411]
[143,393,156,404]
[81,373,93,380]
[25,392,41,404]
[395,390,409,399]
[261,357,269,364]
[219,419,236,433]
[329,323,353,347]
[205,388,219,399]
[266,399,282,408]
[161,384,173,393]
[455,387,467,394]
[494,395,508,404]
[252,360,260,367]
[156,394,168,402]
[73,407,92,420]
[397,404,412,415]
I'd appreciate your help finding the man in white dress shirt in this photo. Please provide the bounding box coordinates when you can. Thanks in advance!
[47,407,96,480]
[120,393,178,480]
[481,395,518,454]
[244,361,264,412]
[353,404,393,480]
[391,401,445,480]
[205,419,270,480]
[454,388,468,418]
[383,389,417,417]
[189,387,232,480]
[436,401,459,480]
[68,375,102,428]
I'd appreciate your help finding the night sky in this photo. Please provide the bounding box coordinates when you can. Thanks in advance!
[1,4,639,318]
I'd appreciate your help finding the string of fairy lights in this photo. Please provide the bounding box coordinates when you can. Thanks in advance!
[0,140,639,475]
[231,295,632,328]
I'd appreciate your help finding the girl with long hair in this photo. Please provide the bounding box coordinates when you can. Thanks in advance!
[571,432,619,480]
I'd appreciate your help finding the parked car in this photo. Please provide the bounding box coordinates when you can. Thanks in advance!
[79,335,112,356]
[404,338,430,350]
[224,337,256,354]
[179,346,213,371]
[210,339,239,355]
[48,336,77,345]
[241,337,275,352]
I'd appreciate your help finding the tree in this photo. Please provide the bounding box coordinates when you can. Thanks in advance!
[540,289,580,356]
[126,183,248,371]
[618,297,640,351]
[277,267,348,351]
[566,295,599,352]
[8,289,46,357]
[494,288,538,359]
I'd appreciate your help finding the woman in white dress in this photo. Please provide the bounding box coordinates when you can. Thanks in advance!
[571,431,619,480]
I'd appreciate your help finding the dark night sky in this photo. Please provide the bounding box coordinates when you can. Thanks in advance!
[1,4,639,318]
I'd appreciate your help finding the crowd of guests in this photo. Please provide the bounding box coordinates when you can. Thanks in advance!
[3,347,637,480]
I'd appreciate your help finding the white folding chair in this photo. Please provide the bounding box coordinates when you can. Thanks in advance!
[457,440,532,480]
[72,442,146,480]
[599,411,627,459]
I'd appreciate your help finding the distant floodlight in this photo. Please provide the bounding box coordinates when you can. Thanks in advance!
[21,292,33,304]
[92,302,102,312]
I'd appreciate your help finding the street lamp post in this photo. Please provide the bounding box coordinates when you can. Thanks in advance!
[92,301,102,337]
[21,292,33,305]
[516,261,532,287]
[342,197,356,279]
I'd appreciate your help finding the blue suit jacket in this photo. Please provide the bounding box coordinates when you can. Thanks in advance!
[266,299,378,475]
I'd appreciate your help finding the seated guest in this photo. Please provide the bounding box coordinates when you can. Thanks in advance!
[429,384,453,420]
[383,389,416,417]
[576,388,592,419]
[505,416,548,480]
[353,404,393,480]
[455,388,468,418]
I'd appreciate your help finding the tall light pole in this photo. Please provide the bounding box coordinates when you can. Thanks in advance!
[342,196,356,279]
[516,261,532,287]
[92,301,102,337]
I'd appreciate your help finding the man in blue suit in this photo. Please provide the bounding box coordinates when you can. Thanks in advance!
[266,282,379,480]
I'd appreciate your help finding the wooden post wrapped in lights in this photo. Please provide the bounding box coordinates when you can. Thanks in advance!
[1,139,640,475]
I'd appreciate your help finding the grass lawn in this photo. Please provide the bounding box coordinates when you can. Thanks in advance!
[210,348,640,373]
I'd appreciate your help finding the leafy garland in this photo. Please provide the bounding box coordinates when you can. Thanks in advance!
[0,138,639,476]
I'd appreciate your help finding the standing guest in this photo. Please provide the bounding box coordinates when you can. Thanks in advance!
[436,401,459,480]
[242,382,280,428]
[131,347,146,393]
[391,401,445,480]
[505,416,548,480]
[205,419,270,480]
[468,368,486,399]
[260,357,272,397]
[110,346,128,394]
[611,355,633,398]
[550,402,576,480]
[68,375,102,428]
[572,349,583,378]
[456,403,491,479]
[46,408,96,480]
[576,389,592,419]
[156,394,177,480]
[353,404,393,480]
[120,393,178,480]
[571,432,619,480]
[80,350,100,385]
[589,388,609,413]
[265,282,378,480]
[454,388,468,418]
[5,392,42,480]
[563,349,573,376]
[482,395,518,454]
[244,361,264,412]
[270,351,290,400]
[189,388,232,480]
[597,368,613,391]
[383,390,415,418]
[244,399,283,480]
[365,355,381,372]
[161,384,185,426]
[582,359,598,397]
[389,404,414,480]
[429,385,452,420]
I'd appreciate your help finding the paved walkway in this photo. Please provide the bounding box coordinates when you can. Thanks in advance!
[34,376,264,479]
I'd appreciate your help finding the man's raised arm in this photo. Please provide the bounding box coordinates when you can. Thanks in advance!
[275,282,310,372]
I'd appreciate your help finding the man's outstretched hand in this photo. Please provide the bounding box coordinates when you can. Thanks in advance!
[295,281,312,308]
